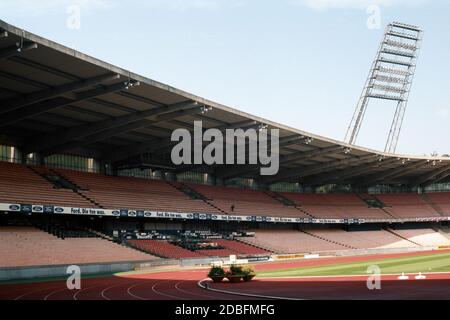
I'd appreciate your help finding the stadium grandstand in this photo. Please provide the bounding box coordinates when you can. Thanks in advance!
[0,19,450,284]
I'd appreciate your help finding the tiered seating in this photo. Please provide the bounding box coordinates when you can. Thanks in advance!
[214,239,269,255]
[0,227,156,268]
[390,228,450,246]
[0,162,448,220]
[188,184,309,218]
[127,240,203,259]
[377,194,441,218]
[280,193,392,219]
[425,193,450,215]
[240,229,348,253]
[54,169,222,214]
[308,229,418,249]
[0,162,94,208]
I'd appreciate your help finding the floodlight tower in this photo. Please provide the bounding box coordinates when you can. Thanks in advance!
[345,22,423,153]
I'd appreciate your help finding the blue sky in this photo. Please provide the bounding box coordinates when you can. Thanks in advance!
[1,0,449,156]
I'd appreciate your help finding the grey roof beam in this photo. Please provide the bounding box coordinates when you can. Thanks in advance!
[264,154,377,184]
[280,145,344,165]
[0,42,37,61]
[359,160,428,186]
[0,81,138,127]
[302,157,399,186]
[27,101,197,155]
[72,106,201,148]
[0,73,120,115]
[410,165,450,188]
[102,120,257,164]
[215,136,308,179]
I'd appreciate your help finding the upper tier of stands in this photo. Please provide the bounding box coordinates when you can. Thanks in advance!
[0,226,157,268]
[186,183,309,218]
[0,162,449,220]
[0,162,93,208]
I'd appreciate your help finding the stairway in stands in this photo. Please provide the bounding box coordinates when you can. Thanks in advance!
[236,237,279,254]
[357,194,397,219]
[300,230,357,250]
[384,228,422,247]
[420,193,445,217]
[167,181,229,215]
[28,166,103,208]
[264,191,316,219]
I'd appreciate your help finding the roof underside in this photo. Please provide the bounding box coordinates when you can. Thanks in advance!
[0,20,449,188]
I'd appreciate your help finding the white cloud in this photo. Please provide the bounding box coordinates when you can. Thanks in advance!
[290,0,428,10]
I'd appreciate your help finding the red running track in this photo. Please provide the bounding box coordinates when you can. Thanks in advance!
[1,250,450,300]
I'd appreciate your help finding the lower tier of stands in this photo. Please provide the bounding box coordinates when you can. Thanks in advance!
[128,239,270,259]
[239,228,450,254]
[0,227,157,268]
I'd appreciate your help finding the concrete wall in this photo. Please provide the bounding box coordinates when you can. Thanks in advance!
[0,259,176,282]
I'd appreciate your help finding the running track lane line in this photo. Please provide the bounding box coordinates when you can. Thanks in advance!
[151,281,189,300]
[174,280,233,300]
[197,279,306,301]
[14,285,61,301]
[101,281,139,300]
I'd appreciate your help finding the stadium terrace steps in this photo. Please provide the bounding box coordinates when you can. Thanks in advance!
[385,228,422,246]
[168,182,229,215]
[316,229,424,249]
[52,169,223,214]
[0,162,95,208]
[385,228,447,247]
[420,193,445,216]
[376,194,443,219]
[236,237,279,254]
[279,192,395,220]
[0,226,157,268]
[264,191,316,219]
[241,229,349,254]
[186,184,311,218]
[0,163,449,220]
[213,239,270,255]
[300,230,357,250]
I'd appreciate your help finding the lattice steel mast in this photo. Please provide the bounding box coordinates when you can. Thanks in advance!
[345,22,423,153]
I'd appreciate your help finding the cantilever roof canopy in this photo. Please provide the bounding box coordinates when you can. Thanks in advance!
[0,20,449,188]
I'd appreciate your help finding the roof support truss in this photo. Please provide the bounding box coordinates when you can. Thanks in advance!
[0,42,37,61]
[0,73,120,115]
[0,80,139,128]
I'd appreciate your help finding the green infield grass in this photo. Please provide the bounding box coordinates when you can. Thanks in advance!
[258,251,450,278]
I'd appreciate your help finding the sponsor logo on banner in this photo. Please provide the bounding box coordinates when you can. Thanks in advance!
[55,207,65,213]
[120,210,128,217]
[9,204,20,211]
[128,211,137,217]
[137,211,145,218]
[32,206,44,213]
[112,210,120,216]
